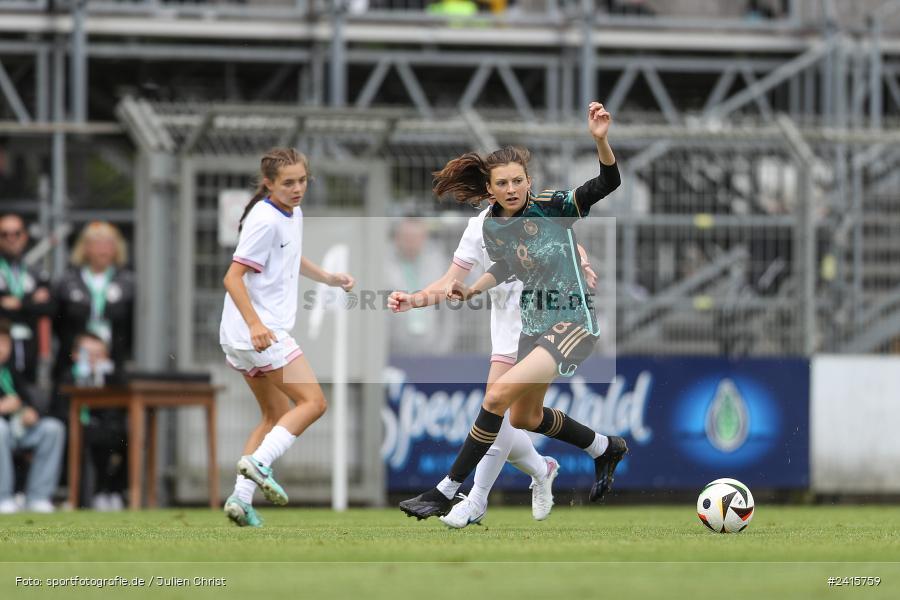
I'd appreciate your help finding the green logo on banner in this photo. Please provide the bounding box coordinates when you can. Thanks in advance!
[704,379,750,453]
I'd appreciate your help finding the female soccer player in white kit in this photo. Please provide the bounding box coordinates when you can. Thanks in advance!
[389,207,597,528]
[221,148,354,527]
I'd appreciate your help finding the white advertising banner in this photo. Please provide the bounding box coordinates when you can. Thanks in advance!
[812,355,900,493]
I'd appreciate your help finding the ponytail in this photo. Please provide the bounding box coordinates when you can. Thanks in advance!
[238,147,310,232]
[432,152,490,208]
[432,146,531,208]
[238,186,267,233]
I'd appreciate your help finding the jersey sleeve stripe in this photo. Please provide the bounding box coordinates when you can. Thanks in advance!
[233,256,264,273]
[452,256,475,270]
[489,353,517,365]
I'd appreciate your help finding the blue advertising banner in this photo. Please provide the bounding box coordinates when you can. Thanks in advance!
[382,356,809,492]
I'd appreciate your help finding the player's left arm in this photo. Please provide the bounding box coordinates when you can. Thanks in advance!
[446,269,501,302]
[300,256,355,292]
[573,102,621,215]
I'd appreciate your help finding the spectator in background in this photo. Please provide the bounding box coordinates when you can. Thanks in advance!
[52,221,135,385]
[427,0,478,17]
[0,319,64,514]
[50,222,134,508]
[61,332,125,511]
[0,214,52,387]
[385,216,457,355]
[744,0,777,20]
[605,0,655,16]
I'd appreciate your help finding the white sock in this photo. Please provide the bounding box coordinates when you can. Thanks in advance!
[251,425,297,467]
[468,417,515,509]
[506,428,547,480]
[585,433,610,459]
[233,474,256,504]
[436,477,461,500]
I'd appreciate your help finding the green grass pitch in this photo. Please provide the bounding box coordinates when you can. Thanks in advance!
[2,506,898,599]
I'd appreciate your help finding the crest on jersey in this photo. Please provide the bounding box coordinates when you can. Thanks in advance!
[523,220,538,236]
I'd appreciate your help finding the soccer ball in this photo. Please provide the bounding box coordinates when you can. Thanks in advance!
[696,478,755,533]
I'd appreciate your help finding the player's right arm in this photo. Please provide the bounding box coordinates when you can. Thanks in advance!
[388,263,470,313]
[223,262,278,351]
[389,213,485,313]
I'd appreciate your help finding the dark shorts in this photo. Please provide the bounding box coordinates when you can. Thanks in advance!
[517,321,599,377]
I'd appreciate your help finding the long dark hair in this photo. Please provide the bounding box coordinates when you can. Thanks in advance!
[238,147,310,232]
[432,146,531,207]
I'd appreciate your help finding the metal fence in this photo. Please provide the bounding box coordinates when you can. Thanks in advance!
[39,0,810,28]
[117,100,900,363]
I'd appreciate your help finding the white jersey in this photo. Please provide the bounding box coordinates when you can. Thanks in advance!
[220,199,303,350]
[453,207,522,363]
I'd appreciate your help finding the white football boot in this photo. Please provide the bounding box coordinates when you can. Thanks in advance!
[439,494,486,529]
[530,456,560,521]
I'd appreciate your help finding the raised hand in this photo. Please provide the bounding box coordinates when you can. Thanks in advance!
[588,101,612,141]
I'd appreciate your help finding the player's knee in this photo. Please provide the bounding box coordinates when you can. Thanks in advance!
[308,392,327,418]
[509,411,541,431]
[41,417,65,439]
[483,389,508,414]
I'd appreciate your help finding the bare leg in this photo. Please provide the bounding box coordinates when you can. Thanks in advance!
[265,355,327,437]
[241,374,292,454]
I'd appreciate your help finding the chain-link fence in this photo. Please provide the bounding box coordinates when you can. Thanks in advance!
[118,100,900,501]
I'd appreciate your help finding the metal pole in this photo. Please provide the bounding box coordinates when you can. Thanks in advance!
[36,48,49,122]
[851,158,864,328]
[71,0,88,123]
[561,49,575,121]
[870,16,883,130]
[796,162,816,355]
[329,0,347,107]
[821,29,835,119]
[51,38,67,278]
[545,63,560,122]
[311,44,325,107]
[135,152,175,371]
[580,0,596,109]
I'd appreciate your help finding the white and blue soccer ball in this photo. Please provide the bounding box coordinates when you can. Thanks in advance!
[696,478,755,534]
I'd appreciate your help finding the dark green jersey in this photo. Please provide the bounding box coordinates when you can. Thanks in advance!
[483,189,596,336]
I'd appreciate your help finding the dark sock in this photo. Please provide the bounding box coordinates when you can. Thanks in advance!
[448,408,503,483]
[532,407,595,449]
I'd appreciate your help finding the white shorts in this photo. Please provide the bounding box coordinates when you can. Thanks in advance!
[222,335,303,378]
[489,291,522,366]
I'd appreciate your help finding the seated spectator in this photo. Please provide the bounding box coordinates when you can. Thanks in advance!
[52,221,134,390]
[0,319,64,513]
[0,212,53,387]
[62,332,125,511]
